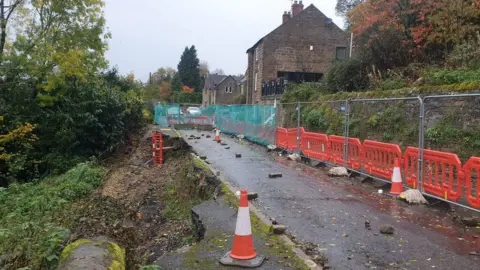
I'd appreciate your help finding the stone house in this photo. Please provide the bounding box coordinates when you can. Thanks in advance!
[202,74,245,106]
[246,1,350,104]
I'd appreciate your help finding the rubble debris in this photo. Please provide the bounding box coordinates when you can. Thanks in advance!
[287,153,301,161]
[235,153,242,158]
[328,167,348,177]
[267,145,277,151]
[270,225,286,235]
[221,142,228,146]
[206,135,211,138]
[365,220,371,230]
[399,189,428,204]
[200,156,207,160]
[268,173,283,178]
[225,147,230,150]
[461,217,479,227]
[380,225,394,235]
[247,193,258,200]
[237,134,245,139]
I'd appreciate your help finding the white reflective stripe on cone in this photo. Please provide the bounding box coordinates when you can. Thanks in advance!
[392,167,402,183]
[234,207,252,236]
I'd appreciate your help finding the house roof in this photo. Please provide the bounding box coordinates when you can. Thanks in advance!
[246,4,340,53]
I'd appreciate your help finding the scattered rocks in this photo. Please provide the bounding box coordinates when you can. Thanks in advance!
[461,217,479,227]
[206,135,211,138]
[268,173,283,178]
[247,192,258,200]
[195,137,201,140]
[221,143,228,146]
[328,167,348,177]
[270,224,286,235]
[225,147,230,150]
[365,220,371,230]
[399,189,428,204]
[287,153,301,161]
[237,134,245,139]
[200,156,207,160]
[379,225,395,235]
[267,144,277,151]
[235,153,242,158]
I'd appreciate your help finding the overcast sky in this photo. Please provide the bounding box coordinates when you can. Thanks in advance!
[104,0,343,82]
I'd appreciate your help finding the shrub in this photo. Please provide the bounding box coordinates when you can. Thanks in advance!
[324,58,370,93]
[0,163,103,269]
[424,68,480,85]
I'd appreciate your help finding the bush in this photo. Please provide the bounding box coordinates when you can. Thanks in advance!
[171,92,202,104]
[324,58,370,93]
[424,68,480,85]
[280,83,326,103]
[0,163,103,269]
[0,69,144,185]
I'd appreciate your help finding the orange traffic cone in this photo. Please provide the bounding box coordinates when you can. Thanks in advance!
[220,189,265,267]
[215,127,221,143]
[390,158,403,195]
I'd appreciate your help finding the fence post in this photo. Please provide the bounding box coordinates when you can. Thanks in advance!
[343,100,350,168]
[296,101,301,153]
[418,97,425,193]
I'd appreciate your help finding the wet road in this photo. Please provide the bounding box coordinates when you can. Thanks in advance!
[181,130,480,270]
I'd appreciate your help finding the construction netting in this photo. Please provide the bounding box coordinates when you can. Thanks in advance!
[214,105,276,146]
[154,103,181,127]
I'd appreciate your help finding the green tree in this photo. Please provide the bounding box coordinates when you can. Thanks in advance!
[171,72,182,92]
[177,45,201,92]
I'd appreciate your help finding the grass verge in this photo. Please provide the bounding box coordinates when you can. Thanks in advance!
[0,162,104,269]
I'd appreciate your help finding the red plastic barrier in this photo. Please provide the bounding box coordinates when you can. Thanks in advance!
[287,128,299,151]
[300,132,329,161]
[362,140,402,181]
[463,157,480,209]
[403,147,420,188]
[185,116,210,125]
[405,147,463,201]
[328,136,362,170]
[276,128,288,149]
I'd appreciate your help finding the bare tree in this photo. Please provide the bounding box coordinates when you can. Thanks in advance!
[212,68,225,75]
[0,0,24,60]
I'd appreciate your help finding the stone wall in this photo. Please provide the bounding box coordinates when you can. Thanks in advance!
[215,76,241,105]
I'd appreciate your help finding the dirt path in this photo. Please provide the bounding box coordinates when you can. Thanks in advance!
[181,129,480,270]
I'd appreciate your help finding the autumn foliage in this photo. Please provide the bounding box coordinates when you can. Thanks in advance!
[348,0,480,66]
[182,85,195,93]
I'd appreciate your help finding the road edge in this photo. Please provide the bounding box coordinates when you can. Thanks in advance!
[191,154,322,270]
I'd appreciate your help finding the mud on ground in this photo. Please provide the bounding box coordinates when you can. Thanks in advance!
[64,125,220,269]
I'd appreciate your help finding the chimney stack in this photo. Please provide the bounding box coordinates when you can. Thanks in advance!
[282,11,291,24]
[292,0,304,17]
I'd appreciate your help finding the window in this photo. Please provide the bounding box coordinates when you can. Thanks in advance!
[336,47,347,60]
[229,86,233,93]
[225,86,228,93]
[254,73,258,91]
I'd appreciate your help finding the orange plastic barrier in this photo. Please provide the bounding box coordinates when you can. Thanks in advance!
[328,135,362,169]
[405,147,463,201]
[463,157,480,209]
[403,147,420,188]
[362,140,403,181]
[276,128,288,149]
[286,128,300,151]
[300,132,329,161]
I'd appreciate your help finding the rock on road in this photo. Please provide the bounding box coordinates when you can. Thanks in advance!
[180,130,480,270]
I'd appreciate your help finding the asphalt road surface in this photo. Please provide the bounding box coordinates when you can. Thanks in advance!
[181,130,480,270]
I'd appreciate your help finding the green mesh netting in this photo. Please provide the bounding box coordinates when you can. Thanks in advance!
[215,105,276,146]
[154,103,180,127]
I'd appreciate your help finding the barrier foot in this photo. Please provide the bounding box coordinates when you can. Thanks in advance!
[347,170,360,178]
[313,161,327,168]
[219,252,265,268]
